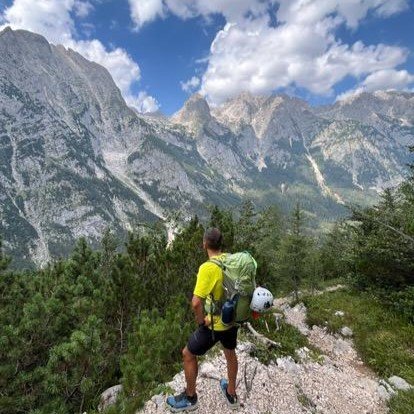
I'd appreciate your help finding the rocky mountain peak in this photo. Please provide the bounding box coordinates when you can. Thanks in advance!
[171,93,211,130]
[1,28,413,267]
[319,90,414,131]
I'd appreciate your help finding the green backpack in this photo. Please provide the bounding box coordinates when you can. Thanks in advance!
[208,251,257,324]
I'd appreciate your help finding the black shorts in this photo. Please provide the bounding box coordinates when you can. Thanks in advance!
[187,325,239,356]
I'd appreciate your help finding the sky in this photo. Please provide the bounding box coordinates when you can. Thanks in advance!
[0,0,413,115]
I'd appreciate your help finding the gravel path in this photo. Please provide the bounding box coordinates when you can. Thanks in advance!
[137,289,388,414]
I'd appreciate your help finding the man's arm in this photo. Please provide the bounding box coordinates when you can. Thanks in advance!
[191,295,206,325]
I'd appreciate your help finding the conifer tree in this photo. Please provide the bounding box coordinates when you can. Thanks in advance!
[254,205,283,287]
[209,205,235,251]
[276,204,310,300]
[234,200,258,252]
[0,236,11,272]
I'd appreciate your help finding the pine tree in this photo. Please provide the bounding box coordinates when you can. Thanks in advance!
[253,205,283,287]
[209,205,235,251]
[0,236,11,272]
[234,200,258,252]
[276,204,310,301]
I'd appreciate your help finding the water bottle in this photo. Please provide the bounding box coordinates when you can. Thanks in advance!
[221,299,235,325]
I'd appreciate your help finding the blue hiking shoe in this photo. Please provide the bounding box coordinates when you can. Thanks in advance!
[166,391,198,412]
[220,379,240,409]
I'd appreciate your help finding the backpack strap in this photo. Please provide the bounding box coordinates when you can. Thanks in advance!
[207,258,225,341]
[208,258,224,269]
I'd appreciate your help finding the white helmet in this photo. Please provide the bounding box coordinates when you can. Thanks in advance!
[250,287,274,312]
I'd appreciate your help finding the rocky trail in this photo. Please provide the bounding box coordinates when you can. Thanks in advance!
[123,287,409,414]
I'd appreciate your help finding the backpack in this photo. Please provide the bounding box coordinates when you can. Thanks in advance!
[208,251,257,325]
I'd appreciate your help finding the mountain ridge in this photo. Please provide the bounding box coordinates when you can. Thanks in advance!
[0,28,413,266]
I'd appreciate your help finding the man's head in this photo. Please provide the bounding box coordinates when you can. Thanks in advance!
[203,227,223,251]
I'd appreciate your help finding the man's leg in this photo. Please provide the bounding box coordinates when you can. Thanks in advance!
[223,348,238,396]
[182,346,198,396]
[167,327,215,411]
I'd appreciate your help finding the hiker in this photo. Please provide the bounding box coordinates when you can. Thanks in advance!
[166,227,239,412]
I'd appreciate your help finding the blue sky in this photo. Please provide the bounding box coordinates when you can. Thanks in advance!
[1,0,414,114]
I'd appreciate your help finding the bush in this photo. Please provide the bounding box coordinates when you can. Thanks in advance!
[386,287,414,323]
[120,297,193,412]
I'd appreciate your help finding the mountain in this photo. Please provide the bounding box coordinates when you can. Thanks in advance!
[0,28,239,266]
[0,28,413,267]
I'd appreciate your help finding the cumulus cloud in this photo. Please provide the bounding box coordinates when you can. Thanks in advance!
[200,0,412,104]
[0,0,158,112]
[74,0,94,18]
[337,69,414,101]
[128,0,272,29]
[180,76,200,93]
[129,0,164,30]
[128,91,160,113]
[128,0,411,105]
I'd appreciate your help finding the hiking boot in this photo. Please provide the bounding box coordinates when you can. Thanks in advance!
[166,390,198,412]
[220,378,240,409]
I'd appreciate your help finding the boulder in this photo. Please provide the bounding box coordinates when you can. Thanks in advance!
[340,326,353,337]
[388,376,413,391]
[98,384,123,412]
[151,393,165,407]
[376,385,391,400]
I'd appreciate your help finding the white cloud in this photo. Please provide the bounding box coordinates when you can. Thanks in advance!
[1,0,76,44]
[277,0,408,29]
[128,0,411,105]
[337,69,414,101]
[199,0,411,104]
[180,76,200,93]
[364,69,414,90]
[128,0,273,29]
[200,18,409,104]
[129,0,164,30]
[128,91,160,113]
[74,1,94,18]
[0,0,158,112]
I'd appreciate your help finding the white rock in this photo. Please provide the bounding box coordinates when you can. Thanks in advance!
[296,347,311,362]
[334,310,345,317]
[293,303,306,313]
[340,326,353,337]
[237,341,255,353]
[199,361,221,380]
[379,379,396,395]
[388,375,413,391]
[151,394,164,407]
[276,356,300,375]
[98,384,123,412]
[376,385,391,400]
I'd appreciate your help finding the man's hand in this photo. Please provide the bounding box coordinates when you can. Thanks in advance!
[191,295,205,325]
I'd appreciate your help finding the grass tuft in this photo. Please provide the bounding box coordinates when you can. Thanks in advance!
[303,289,414,414]
[248,311,321,364]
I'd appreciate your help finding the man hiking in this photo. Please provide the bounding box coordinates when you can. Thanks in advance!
[167,227,239,412]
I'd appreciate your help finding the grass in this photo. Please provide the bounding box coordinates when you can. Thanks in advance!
[303,288,414,414]
[248,311,321,365]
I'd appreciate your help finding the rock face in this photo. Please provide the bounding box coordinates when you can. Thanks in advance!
[1,27,413,266]
[0,28,240,266]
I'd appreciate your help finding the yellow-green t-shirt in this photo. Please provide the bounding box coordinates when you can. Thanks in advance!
[193,253,230,331]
